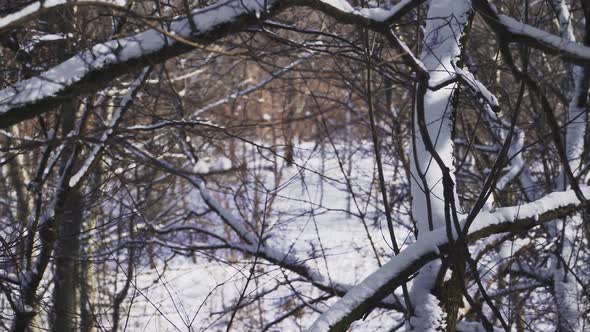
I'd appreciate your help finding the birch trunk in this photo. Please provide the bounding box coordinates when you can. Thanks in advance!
[409,1,472,330]
[50,8,83,328]
[548,2,586,330]
[52,101,84,332]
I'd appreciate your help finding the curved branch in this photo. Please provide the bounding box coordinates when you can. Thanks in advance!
[0,0,128,33]
[473,0,590,66]
[308,186,590,332]
[121,142,406,313]
[5,0,590,128]
[0,0,423,128]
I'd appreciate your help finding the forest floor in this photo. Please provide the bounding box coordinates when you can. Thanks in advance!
[123,141,410,331]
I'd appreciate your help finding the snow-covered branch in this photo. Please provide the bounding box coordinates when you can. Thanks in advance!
[0,0,128,32]
[473,0,590,66]
[546,2,587,330]
[308,186,590,332]
[0,0,424,127]
[68,66,151,188]
[4,0,590,128]
[121,142,406,312]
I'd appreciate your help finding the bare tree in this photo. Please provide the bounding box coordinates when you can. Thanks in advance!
[0,0,589,331]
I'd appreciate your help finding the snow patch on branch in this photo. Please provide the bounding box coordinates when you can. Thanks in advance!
[548,0,575,43]
[0,0,426,123]
[122,144,343,292]
[499,14,590,60]
[68,67,150,188]
[495,128,524,191]
[308,186,590,331]
[0,0,267,116]
[407,261,445,332]
[0,0,127,31]
[452,62,499,109]
[355,0,416,22]
[564,65,587,177]
[317,0,418,22]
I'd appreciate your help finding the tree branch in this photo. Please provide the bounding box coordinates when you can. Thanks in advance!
[308,186,590,332]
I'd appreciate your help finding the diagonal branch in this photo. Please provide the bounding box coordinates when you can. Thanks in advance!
[0,0,128,33]
[473,0,590,66]
[121,142,406,312]
[0,0,420,128]
[308,186,590,332]
[5,0,590,128]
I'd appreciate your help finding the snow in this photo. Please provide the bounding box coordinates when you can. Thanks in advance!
[391,32,427,74]
[0,0,428,120]
[0,271,19,285]
[192,156,231,174]
[317,0,417,23]
[499,14,590,61]
[5,0,590,127]
[145,67,207,85]
[549,0,575,43]
[407,261,445,332]
[68,67,150,188]
[552,246,581,330]
[308,185,590,331]
[495,128,525,191]
[320,0,354,13]
[110,141,408,331]
[546,4,584,329]
[308,232,441,331]
[0,1,40,30]
[128,143,381,298]
[1,1,587,330]
[0,0,268,116]
[564,67,587,177]
[407,1,472,330]
[195,180,259,245]
[471,187,590,232]
[21,33,71,53]
[410,0,471,233]
[0,0,127,30]
[453,63,499,108]
[355,0,417,22]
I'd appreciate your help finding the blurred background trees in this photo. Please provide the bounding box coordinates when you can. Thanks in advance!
[0,0,588,331]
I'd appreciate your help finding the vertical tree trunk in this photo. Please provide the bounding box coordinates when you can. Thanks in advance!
[112,213,135,332]
[36,6,85,331]
[549,2,587,330]
[52,101,84,332]
[408,1,472,331]
[6,130,31,269]
[80,213,98,332]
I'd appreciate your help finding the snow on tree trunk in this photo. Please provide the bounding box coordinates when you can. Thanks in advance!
[408,1,472,331]
[550,64,586,332]
[563,65,588,182]
[548,2,585,330]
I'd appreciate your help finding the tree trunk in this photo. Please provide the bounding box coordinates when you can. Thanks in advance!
[80,212,98,332]
[408,1,472,331]
[52,101,84,332]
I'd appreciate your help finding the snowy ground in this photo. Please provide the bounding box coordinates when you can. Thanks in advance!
[119,141,412,331]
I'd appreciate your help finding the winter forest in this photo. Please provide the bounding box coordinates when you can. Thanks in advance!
[1,0,590,331]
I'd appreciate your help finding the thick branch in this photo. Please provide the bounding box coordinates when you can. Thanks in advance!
[0,0,426,128]
[0,0,128,32]
[308,186,590,332]
[473,0,590,66]
[5,0,590,128]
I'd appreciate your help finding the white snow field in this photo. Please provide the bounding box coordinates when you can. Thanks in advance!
[117,141,410,331]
